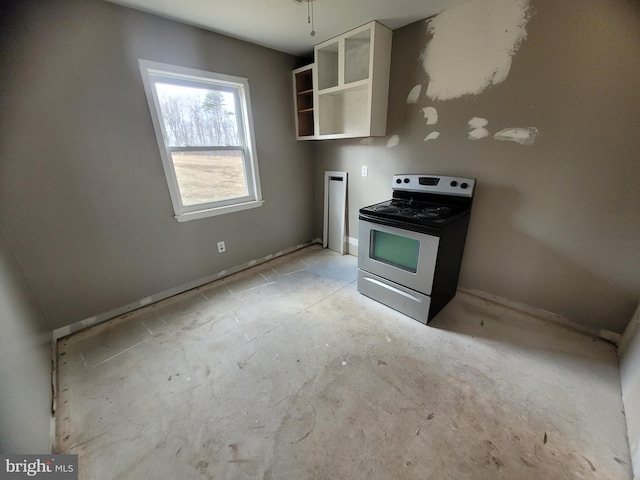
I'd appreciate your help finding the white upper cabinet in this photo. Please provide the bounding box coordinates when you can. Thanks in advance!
[312,21,392,140]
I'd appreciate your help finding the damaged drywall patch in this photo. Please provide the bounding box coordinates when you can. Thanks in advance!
[387,135,400,147]
[406,85,422,104]
[422,0,530,100]
[407,1,538,147]
[424,132,440,141]
[468,116,490,140]
[424,109,439,141]
[469,116,488,129]
[422,107,438,125]
[494,127,538,145]
[469,128,489,140]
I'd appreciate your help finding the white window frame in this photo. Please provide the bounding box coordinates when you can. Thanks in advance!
[138,59,263,222]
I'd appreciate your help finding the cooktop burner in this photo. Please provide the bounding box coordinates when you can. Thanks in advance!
[373,204,400,213]
[359,174,476,233]
[367,200,462,223]
[416,206,452,218]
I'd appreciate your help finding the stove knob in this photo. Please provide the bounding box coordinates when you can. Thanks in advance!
[460,182,468,189]
[404,178,410,183]
[450,181,458,187]
[396,178,402,184]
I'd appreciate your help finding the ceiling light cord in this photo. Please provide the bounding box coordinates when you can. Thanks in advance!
[308,0,315,37]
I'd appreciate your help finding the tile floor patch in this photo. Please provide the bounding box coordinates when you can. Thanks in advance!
[54,245,632,480]
[272,260,309,276]
[75,319,149,370]
[225,272,275,295]
[136,310,170,336]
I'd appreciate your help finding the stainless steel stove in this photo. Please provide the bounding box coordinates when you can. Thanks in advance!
[357,174,476,323]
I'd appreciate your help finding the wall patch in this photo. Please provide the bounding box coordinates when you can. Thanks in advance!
[494,127,538,146]
[387,135,400,147]
[424,132,440,141]
[422,107,439,125]
[468,116,490,140]
[421,0,530,101]
[406,85,423,104]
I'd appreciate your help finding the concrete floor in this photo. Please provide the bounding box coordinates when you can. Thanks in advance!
[55,245,632,479]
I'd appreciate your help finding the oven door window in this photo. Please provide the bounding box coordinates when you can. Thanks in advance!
[370,230,420,273]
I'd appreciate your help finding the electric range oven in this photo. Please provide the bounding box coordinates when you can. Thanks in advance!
[358,174,476,324]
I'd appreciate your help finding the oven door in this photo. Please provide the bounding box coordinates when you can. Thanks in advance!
[358,219,439,295]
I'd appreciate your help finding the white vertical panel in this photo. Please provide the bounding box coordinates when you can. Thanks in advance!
[323,171,347,254]
[328,180,342,252]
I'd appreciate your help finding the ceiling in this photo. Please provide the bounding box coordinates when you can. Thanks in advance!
[105,0,467,57]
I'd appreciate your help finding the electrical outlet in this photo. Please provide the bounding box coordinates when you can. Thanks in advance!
[217,241,226,253]
[362,165,368,177]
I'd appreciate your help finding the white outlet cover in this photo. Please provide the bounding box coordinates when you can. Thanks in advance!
[361,166,368,177]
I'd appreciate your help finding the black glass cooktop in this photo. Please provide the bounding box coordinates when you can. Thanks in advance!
[358,193,473,235]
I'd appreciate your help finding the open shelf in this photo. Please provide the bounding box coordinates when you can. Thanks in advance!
[313,21,392,139]
[297,110,315,138]
[291,22,392,140]
[317,84,369,137]
[292,65,315,139]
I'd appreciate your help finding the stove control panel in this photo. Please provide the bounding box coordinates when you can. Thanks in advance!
[392,174,476,197]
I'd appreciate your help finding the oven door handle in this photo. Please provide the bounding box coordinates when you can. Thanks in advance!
[362,277,423,303]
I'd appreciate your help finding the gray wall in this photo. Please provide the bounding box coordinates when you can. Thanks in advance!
[313,0,640,333]
[0,228,52,453]
[620,303,640,480]
[0,0,315,330]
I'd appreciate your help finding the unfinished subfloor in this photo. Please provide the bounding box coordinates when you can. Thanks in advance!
[55,245,633,479]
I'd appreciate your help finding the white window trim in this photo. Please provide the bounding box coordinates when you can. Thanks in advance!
[138,59,264,221]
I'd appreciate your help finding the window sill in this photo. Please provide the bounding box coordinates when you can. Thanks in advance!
[175,200,264,222]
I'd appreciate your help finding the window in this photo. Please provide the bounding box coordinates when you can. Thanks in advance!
[138,60,263,221]
[370,230,420,273]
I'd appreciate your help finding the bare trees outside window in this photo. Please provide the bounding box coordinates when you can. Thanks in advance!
[156,85,239,148]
